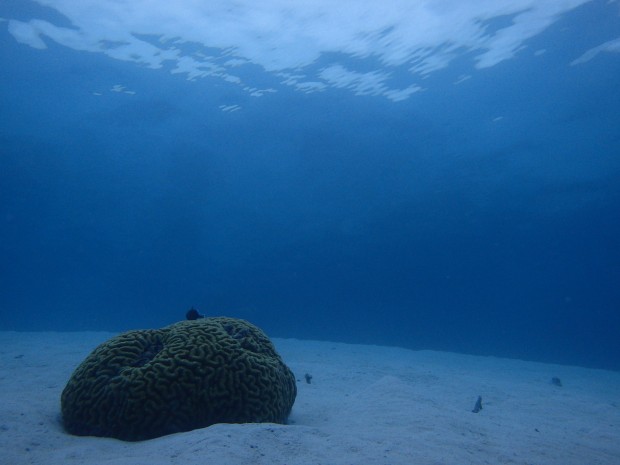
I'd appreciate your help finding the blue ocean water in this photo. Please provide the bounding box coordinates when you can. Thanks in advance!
[1,0,619,370]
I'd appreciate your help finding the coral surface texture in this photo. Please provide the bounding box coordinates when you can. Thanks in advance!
[61,317,297,441]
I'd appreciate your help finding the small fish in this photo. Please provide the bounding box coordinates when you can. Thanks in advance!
[472,395,483,413]
[186,307,205,320]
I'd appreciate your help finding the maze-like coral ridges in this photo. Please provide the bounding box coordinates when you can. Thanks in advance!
[61,317,296,441]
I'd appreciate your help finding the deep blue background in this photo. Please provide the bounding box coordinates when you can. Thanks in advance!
[1,1,619,369]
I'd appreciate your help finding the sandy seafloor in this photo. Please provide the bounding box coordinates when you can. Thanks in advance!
[1,331,619,465]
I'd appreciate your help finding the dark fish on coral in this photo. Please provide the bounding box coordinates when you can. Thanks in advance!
[186,307,205,320]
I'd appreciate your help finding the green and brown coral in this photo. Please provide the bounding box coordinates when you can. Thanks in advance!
[61,317,296,441]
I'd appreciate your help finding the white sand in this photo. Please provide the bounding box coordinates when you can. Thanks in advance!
[1,331,618,465]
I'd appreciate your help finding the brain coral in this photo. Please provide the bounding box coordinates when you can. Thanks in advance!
[61,317,297,441]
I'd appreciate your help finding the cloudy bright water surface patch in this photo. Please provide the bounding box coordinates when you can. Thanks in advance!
[5,0,618,100]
